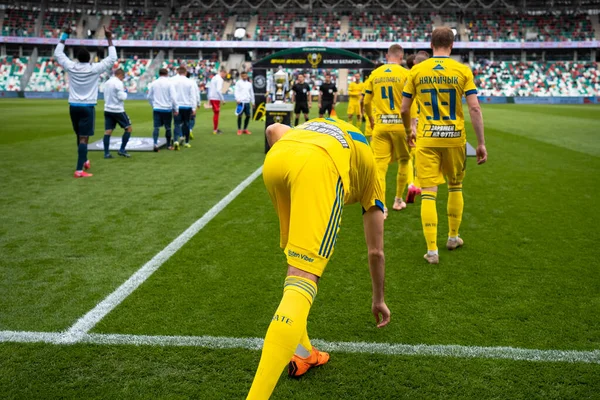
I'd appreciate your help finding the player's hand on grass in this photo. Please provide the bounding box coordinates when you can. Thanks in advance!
[372,301,390,328]
[103,26,113,39]
[476,144,487,165]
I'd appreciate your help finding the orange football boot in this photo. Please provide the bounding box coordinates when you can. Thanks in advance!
[288,347,329,377]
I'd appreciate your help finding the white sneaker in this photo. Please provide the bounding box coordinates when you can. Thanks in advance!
[424,253,439,264]
[393,197,407,211]
[446,237,464,251]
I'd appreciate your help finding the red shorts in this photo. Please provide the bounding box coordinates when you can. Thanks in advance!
[210,100,221,112]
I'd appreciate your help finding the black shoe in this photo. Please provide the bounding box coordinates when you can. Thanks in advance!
[104,153,114,159]
[153,145,159,152]
[118,150,131,158]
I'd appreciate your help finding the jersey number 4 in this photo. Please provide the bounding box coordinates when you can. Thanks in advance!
[380,86,395,110]
[421,88,456,121]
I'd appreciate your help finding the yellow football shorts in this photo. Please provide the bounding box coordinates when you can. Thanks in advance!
[347,101,361,116]
[371,128,410,164]
[263,141,344,277]
[415,146,466,188]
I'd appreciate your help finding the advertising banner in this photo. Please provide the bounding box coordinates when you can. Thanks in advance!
[253,47,375,69]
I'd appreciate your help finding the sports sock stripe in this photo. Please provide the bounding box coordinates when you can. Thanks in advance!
[285,281,316,300]
[284,280,317,303]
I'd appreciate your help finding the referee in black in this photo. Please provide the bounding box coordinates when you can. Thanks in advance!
[291,73,311,126]
[318,74,337,118]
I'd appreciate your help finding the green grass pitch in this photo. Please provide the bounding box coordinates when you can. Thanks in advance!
[0,99,599,399]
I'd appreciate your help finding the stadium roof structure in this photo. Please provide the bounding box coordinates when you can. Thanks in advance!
[176,0,600,10]
[14,0,597,10]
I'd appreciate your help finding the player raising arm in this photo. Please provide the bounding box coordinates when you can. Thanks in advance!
[400,27,487,264]
[247,118,390,399]
[55,25,117,177]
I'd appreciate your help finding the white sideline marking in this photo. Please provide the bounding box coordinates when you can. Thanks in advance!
[61,166,264,343]
[1,331,598,364]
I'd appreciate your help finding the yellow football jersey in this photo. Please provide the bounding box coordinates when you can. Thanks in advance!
[279,118,385,212]
[363,63,409,131]
[402,56,478,148]
[348,81,363,103]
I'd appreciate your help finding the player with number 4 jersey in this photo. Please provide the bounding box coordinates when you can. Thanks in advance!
[364,44,411,216]
[401,27,487,265]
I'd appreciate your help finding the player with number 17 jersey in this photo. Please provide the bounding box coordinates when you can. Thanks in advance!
[402,56,477,148]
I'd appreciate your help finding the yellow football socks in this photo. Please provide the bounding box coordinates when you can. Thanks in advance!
[448,184,464,238]
[410,148,420,188]
[406,158,414,187]
[247,276,317,400]
[296,328,313,358]
[395,160,410,199]
[421,190,438,251]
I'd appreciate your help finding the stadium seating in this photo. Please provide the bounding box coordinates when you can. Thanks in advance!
[161,59,221,91]
[0,56,29,90]
[464,12,595,42]
[472,61,600,96]
[41,9,79,38]
[25,56,68,91]
[347,12,433,42]
[524,13,595,41]
[159,11,226,41]
[99,57,151,93]
[2,7,598,42]
[255,11,342,41]
[2,8,39,37]
[108,11,159,40]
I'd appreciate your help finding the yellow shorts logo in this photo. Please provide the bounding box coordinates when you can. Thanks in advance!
[288,249,314,263]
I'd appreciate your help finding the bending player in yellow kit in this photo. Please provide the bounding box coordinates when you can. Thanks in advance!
[247,118,391,399]
[347,73,363,127]
[363,44,410,216]
[401,27,487,264]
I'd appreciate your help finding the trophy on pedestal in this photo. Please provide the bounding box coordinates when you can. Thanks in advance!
[273,69,289,103]
[265,68,293,153]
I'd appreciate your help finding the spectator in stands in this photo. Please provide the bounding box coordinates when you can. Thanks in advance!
[54,26,117,178]
[208,69,226,135]
[234,71,255,135]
